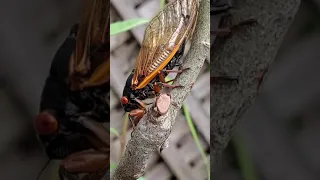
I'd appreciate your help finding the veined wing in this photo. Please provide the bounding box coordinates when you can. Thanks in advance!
[69,0,110,90]
[132,0,198,89]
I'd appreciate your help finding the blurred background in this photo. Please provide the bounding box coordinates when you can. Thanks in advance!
[0,0,83,179]
[212,0,320,180]
[0,0,319,180]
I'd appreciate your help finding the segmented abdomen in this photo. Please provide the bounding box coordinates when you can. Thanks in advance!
[147,49,171,73]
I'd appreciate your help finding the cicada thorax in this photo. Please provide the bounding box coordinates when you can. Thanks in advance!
[121,39,187,125]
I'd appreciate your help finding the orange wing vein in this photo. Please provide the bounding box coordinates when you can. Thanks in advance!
[132,0,199,90]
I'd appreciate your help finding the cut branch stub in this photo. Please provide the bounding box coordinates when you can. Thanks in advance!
[154,93,171,116]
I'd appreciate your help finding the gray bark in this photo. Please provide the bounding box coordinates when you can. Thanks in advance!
[210,0,301,170]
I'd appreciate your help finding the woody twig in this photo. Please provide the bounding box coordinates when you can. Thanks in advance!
[111,0,210,179]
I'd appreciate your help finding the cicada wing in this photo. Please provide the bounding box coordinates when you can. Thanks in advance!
[83,56,110,88]
[132,0,198,87]
[69,0,110,90]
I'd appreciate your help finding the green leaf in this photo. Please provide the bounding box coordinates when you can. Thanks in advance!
[164,76,174,85]
[110,18,150,36]
[110,127,120,137]
[183,105,210,180]
[233,135,259,180]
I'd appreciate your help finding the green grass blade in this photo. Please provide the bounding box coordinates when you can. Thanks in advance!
[233,134,259,180]
[160,0,165,9]
[110,163,116,171]
[110,18,149,36]
[110,127,120,137]
[183,105,210,180]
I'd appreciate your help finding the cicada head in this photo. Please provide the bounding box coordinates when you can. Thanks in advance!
[121,72,139,112]
[120,72,147,113]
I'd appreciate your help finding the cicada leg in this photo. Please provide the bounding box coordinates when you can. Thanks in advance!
[212,19,258,38]
[211,1,232,15]
[161,68,190,75]
[157,71,184,89]
[211,76,239,84]
[158,68,190,84]
[60,118,109,174]
[129,109,145,127]
[128,108,145,138]
[257,66,269,90]
[211,66,269,88]
[60,149,109,174]
[157,82,184,89]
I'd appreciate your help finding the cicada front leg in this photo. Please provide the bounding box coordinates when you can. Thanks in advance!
[211,0,232,15]
[129,109,145,126]
[60,149,109,174]
[211,18,258,38]
[60,118,109,174]
[211,76,239,84]
[211,0,257,37]
[156,71,184,89]
[156,67,190,87]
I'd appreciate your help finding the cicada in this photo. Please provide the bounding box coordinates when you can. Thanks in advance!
[33,0,110,178]
[120,0,199,125]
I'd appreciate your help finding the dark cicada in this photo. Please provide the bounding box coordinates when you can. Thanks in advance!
[120,0,199,125]
[33,0,110,178]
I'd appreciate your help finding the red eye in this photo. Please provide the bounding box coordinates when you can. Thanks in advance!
[120,96,129,105]
[34,112,58,135]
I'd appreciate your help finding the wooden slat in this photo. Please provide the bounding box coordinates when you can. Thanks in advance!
[203,98,210,117]
[112,39,139,75]
[110,55,127,97]
[137,0,159,19]
[191,154,210,180]
[161,137,198,180]
[110,0,146,44]
[168,115,190,143]
[179,134,208,164]
[110,6,131,51]
[144,163,172,180]
[110,108,124,132]
[192,72,210,100]
[110,89,118,109]
[185,96,210,143]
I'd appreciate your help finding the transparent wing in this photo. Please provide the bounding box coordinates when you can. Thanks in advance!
[69,0,110,90]
[132,0,198,86]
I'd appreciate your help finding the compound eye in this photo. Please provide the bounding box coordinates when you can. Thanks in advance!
[120,96,129,105]
[34,112,58,135]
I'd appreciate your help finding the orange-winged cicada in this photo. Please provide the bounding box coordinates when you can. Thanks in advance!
[120,0,199,125]
[33,0,110,178]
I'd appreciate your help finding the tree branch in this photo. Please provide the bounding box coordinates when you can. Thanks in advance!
[210,0,301,170]
[111,0,210,179]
